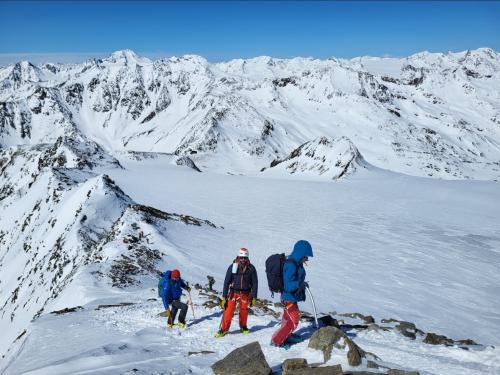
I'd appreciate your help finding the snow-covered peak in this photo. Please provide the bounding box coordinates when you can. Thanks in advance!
[262,136,367,180]
[1,47,499,179]
[12,61,43,81]
[106,49,151,66]
[0,61,44,91]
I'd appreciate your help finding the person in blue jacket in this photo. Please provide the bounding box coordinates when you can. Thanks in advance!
[158,269,191,328]
[271,240,313,348]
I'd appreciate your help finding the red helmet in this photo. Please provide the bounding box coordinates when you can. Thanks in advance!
[171,269,180,279]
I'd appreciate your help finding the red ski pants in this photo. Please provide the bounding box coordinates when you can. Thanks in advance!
[271,301,300,345]
[220,291,250,332]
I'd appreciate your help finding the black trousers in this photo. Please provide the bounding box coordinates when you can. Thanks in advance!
[169,299,188,324]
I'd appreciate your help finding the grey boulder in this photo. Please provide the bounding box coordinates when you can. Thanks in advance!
[308,326,365,366]
[211,341,272,375]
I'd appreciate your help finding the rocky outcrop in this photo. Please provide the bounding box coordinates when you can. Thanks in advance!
[423,332,454,346]
[262,136,367,180]
[386,370,420,375]
[339,312,375,324]
[395,321,417,340]
[318,315,341,328]
[282,358,309,374]
[308,326,346,362]
[211,341,272,375]
[341,314,480,351]
[308,326,365,366]
[285,365,344,375]
[423,332,478,347]
[174,156,202,172]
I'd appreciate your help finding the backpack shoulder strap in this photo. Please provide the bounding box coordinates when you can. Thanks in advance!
[285,258,300,280]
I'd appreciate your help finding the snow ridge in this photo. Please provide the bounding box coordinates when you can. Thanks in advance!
[262,136,367,180]
[0,126,220,362]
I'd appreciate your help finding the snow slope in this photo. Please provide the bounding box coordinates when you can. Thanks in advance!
[4,288,499,375]
[1,148,499,374]
[106,156,500,347]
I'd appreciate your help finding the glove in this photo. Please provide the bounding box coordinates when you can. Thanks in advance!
[220,298,227,309]
[165,309,171,317]
[187,287,192,292]
[297,281,309,293]
[250,298,257,307]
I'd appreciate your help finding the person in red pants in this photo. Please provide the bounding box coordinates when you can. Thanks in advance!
[271,240,313,348]
[215,248,258,337]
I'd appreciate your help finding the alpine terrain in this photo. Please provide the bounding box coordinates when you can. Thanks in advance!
[0,48,499,375]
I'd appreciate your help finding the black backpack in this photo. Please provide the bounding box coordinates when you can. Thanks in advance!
[265,253,298,297]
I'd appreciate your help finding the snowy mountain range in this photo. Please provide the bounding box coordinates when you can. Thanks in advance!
[1,49,500,374]
[1,48,499,179]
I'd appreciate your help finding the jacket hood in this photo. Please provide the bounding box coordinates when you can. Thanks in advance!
[289,240,313,261]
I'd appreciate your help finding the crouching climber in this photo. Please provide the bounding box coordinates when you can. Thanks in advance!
[158,269,191,328]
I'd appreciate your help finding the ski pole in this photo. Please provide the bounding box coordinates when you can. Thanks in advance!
[306,286,318,328]
[188,290,196,320]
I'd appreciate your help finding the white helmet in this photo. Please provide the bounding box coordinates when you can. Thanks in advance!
[238,247,249,258]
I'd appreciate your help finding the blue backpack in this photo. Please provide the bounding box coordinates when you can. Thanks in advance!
[158,270,171,297]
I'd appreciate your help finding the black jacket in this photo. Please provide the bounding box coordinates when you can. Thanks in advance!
[222,260,258,299]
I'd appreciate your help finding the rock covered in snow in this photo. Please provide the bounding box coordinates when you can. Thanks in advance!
[308,326,365,366]
[99,203,219,287]
[262,136,366,180]
[174,155,202,172]
[114,151,201,172]
[40,133,122,170]
[395,321,417,340]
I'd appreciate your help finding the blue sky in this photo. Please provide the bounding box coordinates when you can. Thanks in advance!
[0,1,499,64]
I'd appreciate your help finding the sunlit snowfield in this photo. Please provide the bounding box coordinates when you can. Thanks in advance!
[4,156,500,375]
[107,157,500,346]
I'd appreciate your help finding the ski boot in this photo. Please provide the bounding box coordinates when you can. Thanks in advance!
[240,326,249,335]
[270,341,290,350]
[285,333,303,344]
[215,330,227,338]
